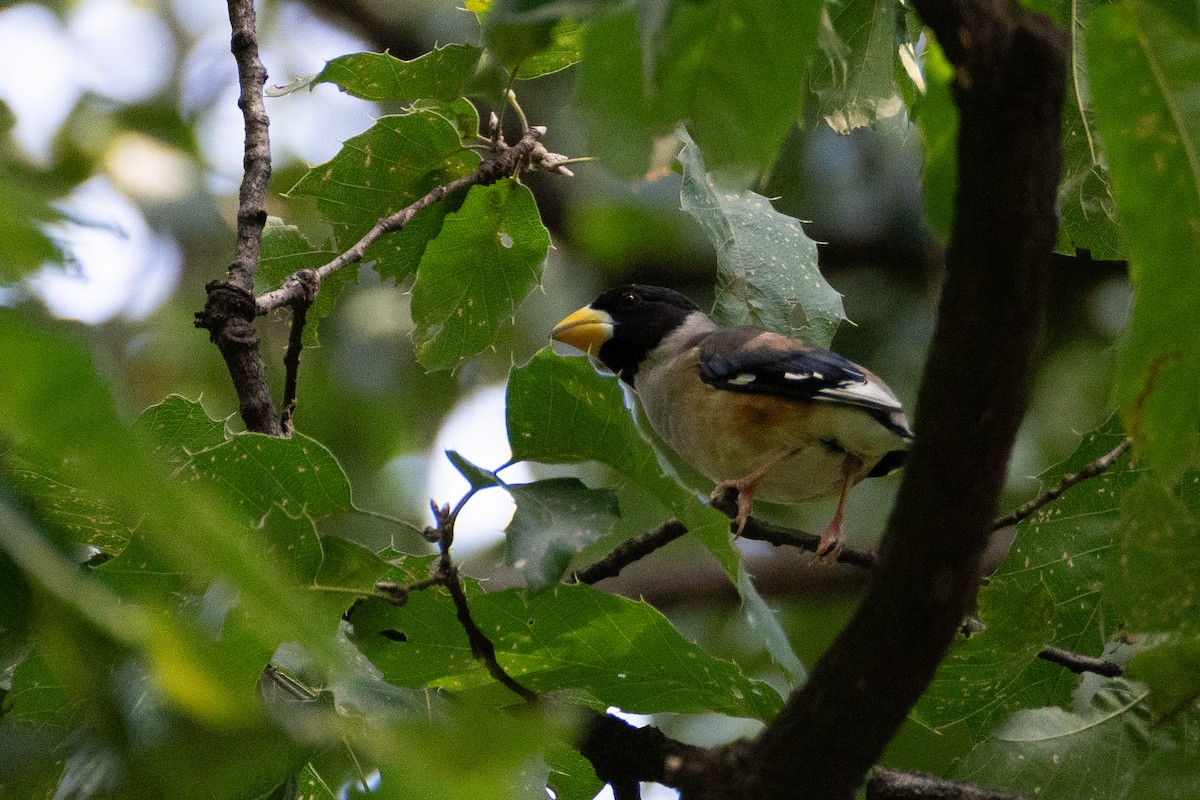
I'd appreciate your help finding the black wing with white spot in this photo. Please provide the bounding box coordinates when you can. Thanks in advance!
[696,327,905,417]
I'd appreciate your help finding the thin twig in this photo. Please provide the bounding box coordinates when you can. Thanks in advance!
[992,437,1131,529]
[572,521,689,584]
[1037,645,1123,677]
[279,271,317,434]
[428,497,537,702]
[255,126,573,314]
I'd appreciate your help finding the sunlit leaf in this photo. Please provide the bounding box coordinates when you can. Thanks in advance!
[313,46,483,102]
[411,179,550,370]
[351,584,783,719]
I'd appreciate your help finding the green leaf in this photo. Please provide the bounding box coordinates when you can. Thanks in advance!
[514,19,583,79]
[576,0,822,177]
[809,0,905,134]
[351,583,783,719]
[1088,1,1200,477]
[504,478,619,591]
[916,419,1139,734]
[313,46,484,102]
[677,129,845,348]
[134,396,354,522]
[1,456,135,554]
[954,679,1200,800]
[1025,0,1126,258]
[288,110,480,282]
[256,221,346,346]
[411,178,550,371]
[655,0,822,177]
[446,450,505,492]
[1105,473,1200,714]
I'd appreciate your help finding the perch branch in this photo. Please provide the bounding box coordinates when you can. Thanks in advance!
[572,521,689,584]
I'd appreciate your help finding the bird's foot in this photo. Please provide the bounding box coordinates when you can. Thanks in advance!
[710,479,755,537]
[814,519,843,564]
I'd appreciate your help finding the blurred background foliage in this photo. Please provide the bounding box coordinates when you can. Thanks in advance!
[3,0,1194,797]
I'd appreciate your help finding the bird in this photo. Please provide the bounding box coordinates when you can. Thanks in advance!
[549,284,912,560]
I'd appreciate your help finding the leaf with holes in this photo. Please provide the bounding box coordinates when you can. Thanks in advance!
[411,178,550,371]
[314,45,483,102]
[915,419,1139,735]
[678,129,844,348]
[504,478,619,591]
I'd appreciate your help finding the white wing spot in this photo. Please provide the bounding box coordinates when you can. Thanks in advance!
[729,373,756,385]
[783,372,810,381]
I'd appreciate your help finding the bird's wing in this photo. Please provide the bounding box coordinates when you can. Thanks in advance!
[696,327,911,437]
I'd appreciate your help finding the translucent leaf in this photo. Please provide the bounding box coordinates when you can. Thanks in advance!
[576,0,823,177]
[313,45,483,102]
[504,478,619,591]
[954,679,1200,800]
[1088,1,1200,478]
[411,178,550,370]
[911,39,957,243]
[678,129,844,347]
[809,0,906,134]
[514,19,583,79]
[916,419,1140,734]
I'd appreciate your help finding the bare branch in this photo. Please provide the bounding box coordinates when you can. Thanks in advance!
[255,126,574,315]
[1037,645,1123,678]
[573,521,689,585]
[992,438,1131,529]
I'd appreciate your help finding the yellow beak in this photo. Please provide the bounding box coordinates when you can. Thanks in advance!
[550,306,614,355]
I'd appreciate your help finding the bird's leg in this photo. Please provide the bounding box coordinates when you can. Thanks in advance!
[815,454,864,563]
[711,450,795,537]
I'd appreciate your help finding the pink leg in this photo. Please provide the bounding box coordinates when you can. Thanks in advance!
[815,455,863,563]
[710,451,794,537]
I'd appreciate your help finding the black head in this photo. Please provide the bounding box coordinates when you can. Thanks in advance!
[590,285,701,383]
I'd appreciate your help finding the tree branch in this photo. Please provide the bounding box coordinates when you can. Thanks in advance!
[195,0,280,435]
[572,521,689,585]
[738,2,1068,796]
[255,127,573,315]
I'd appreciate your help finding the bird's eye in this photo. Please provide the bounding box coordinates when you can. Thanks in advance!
[618,291,638,309]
